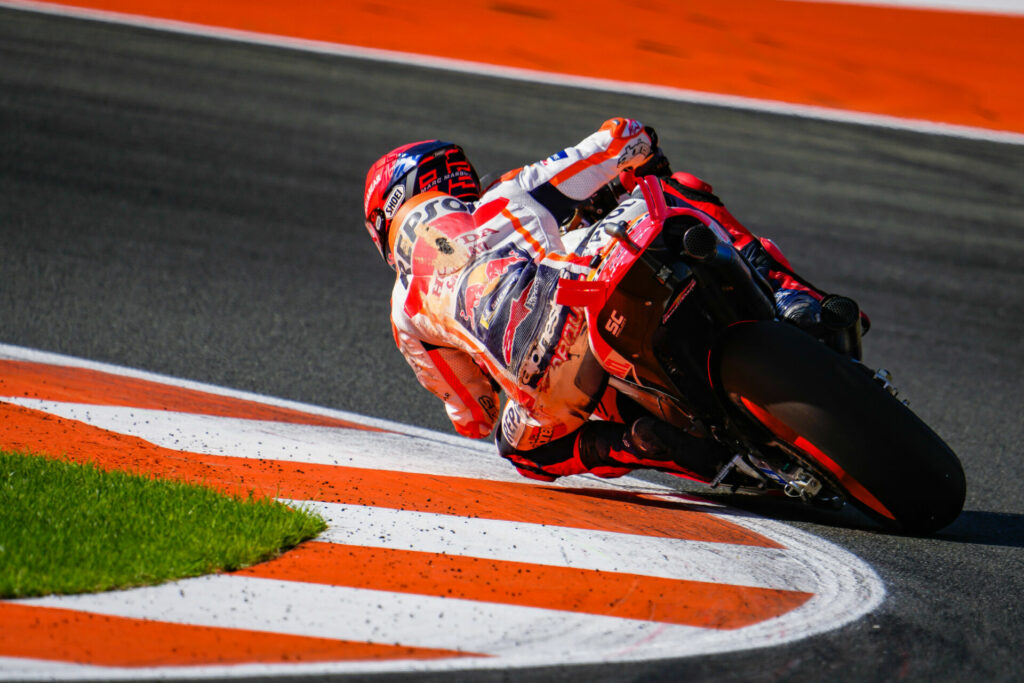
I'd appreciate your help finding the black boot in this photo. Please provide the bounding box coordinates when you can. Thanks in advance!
[628,417,724,481]
[577,418,723,481]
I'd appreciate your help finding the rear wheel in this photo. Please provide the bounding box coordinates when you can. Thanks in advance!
[715,321,966,534]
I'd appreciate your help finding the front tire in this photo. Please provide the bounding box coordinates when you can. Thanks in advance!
[715,321,966,534]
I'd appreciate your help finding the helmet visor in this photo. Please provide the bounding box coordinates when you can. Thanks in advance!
[365,209,392,266]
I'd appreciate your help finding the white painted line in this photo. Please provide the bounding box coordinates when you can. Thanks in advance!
[0,397,528,483]
[0,343,476,445]
[18,575,704,660]
[0,658,92,678]
[0,393,867,589]
[304,499,889,630]
[15,568,865,671]
[301,500,819,591]
[785,0,1024,14]
[0,1,1021,145]
[0,344,887,677]
[0,397,712,498]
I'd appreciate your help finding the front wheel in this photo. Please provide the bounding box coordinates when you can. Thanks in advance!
[715,321,966,534]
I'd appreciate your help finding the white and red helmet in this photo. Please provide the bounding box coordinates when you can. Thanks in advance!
[363,140,481,268]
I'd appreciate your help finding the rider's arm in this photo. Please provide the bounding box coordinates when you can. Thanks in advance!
[500,118,660,225]
[392,323,500,439]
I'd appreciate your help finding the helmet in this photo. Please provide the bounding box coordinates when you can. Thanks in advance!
[363,140,481,268]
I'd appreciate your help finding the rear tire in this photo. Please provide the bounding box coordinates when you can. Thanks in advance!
[715,321,966,534]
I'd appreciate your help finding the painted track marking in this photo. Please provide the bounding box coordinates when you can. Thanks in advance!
[1,602,473,667]
[1,0,1023,142]
[0,344,885,678]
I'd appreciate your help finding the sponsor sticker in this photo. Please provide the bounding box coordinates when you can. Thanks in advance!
[383,185,406,218]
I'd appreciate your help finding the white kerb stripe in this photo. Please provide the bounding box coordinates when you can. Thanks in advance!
[301,500,820,592]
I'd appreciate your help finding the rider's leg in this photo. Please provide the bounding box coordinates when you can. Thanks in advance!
[578,418,725,481]
[496,411,725,482]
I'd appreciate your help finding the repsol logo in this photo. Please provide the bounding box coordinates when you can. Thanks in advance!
[501,403,526,445]
[401,195,468,228]
[393,195,474,277]
[549,308,584,369]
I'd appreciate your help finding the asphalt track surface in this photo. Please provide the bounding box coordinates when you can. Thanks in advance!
[2,8,1023,682]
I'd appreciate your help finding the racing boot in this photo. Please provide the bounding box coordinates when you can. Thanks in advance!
[774,288,822,330]
[577,418,724,481]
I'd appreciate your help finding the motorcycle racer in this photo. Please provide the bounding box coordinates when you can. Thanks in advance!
[363,119,834,482]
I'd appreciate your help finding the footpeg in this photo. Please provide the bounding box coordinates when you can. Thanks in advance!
[874,368,910,405]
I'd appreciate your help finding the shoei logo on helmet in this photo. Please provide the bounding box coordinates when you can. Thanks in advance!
[384,185,406,218]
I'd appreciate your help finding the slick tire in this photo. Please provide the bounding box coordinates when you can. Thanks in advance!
[715,321,966,534]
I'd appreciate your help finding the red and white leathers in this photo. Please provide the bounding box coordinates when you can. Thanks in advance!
[386,119,849,482]
[388,119,658,461]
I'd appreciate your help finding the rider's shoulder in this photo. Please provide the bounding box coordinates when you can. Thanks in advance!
[392,191,473,226]
[477,168,523,196]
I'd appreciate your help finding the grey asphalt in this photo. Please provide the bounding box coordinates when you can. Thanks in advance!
[2,8,1023,682]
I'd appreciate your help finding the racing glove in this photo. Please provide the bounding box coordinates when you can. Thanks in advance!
[633,126,672,178]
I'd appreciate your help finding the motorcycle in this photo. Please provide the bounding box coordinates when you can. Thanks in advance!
[557,175,966,534]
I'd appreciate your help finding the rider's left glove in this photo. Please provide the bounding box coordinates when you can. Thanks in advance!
[633,126,672,178]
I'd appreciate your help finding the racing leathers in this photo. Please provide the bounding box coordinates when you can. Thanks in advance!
[387,118,825,482]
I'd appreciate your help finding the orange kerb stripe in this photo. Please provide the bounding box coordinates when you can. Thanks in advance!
[0,402,781,547]
[0,360,381,431]
[26,0,1024,133]
[0,603,481,666]
[237,541,812,630]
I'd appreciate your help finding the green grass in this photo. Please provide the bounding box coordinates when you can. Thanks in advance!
[0,450,327,598]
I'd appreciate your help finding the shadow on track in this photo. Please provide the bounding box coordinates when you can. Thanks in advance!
[935,510,1024,549]
[554,480,881,532]
[646,486,1024,547]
